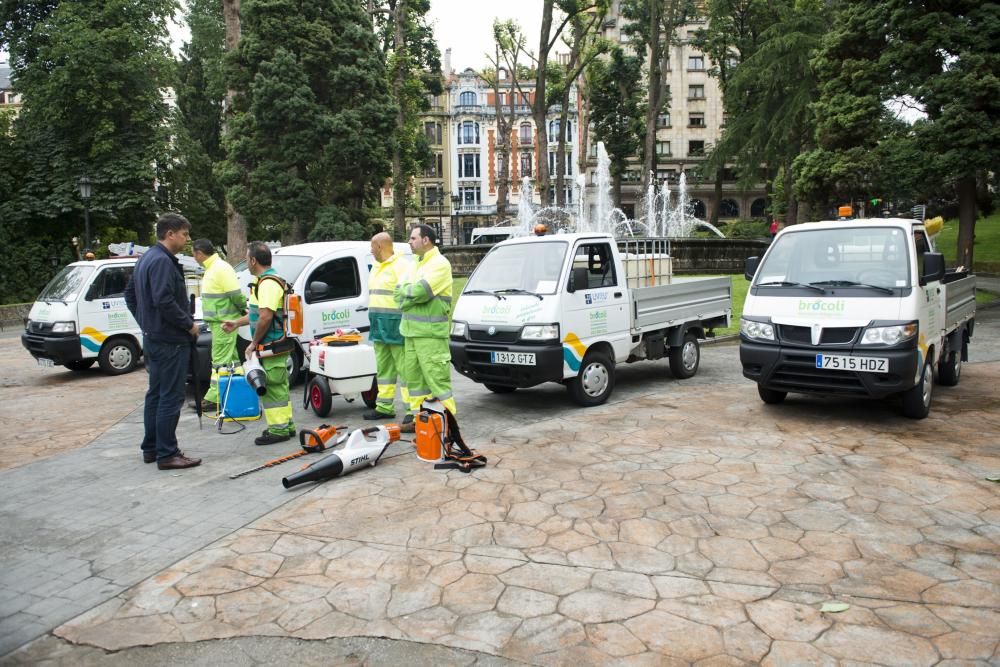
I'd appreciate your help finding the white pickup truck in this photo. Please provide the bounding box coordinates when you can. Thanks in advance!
[740,218,976,419]
[450,233,733,406]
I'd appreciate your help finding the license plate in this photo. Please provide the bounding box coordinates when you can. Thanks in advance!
[491,351,536,366]
[36,358,54,368]
[816,354,887,373]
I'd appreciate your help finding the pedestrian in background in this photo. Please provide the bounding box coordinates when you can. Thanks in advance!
[364,232,410,421]
[124,213,202,470]
[222,242,296,445]
[192,239,246,413]
[395,224,455,432]
[769,219,779,240]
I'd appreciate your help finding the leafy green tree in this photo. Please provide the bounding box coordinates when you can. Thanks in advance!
[803,0,1000,267]
[586,47,644,207]
[166,0,228,247]
[0,0,177,241]
[371,0,442,239]
[220,0,396,243]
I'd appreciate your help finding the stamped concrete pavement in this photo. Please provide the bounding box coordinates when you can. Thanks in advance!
[2,307,1000,665]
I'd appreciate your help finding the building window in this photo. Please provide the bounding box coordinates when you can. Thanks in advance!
[424,121,442,145]
[547,119,573,143]
[459,91,476,106]
[458,186,481,208]
[688,54,705,70]
[499,92,507,106]
[589,142,598,158]
[420,186,443,207]
[459,121,479,145]
[751,198,768,218]
[424,153,443,178]
[688,84,705,99]
[547,152,574,176]
[519,122,533,145]
[458,153,481,178]
[689,113,705,127]
[520,153,532,177]
[498,68,508,80]
[657,168,677,182]
[690,199,707,218]
[656,112,671,127]
[689,140,705,156]
[656,141,671,156]
[719,199,740,218]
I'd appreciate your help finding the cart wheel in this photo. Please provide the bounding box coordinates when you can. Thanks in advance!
[308,376,332,417]
[361,377,378,409]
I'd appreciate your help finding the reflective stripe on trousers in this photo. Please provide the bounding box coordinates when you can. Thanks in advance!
[261,355,295,435]
[203,321,241,403]
[374,342,409,415]
[402,336,456,416]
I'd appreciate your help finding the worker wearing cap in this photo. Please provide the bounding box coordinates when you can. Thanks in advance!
[395,224,455,431]
[364,232,410,421]
[192,238,246,412]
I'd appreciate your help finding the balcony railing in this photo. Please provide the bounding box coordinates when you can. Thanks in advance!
[453,204,497,215]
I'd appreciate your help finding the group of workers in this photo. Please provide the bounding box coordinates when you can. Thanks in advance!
[127,215,456,470]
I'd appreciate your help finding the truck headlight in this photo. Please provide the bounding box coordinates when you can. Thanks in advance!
[451,321,467,337]
[861,323,917,345]
[52,321,76,334]
[740,318,774,341]
[521,324,559,341]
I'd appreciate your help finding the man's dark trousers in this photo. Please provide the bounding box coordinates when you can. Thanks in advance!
[141,336,189,461]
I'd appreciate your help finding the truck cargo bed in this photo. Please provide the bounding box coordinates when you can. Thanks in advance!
[944,273,976,331]
[631,276,732,331]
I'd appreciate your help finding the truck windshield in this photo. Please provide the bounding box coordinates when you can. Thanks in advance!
[270,255,311,284]
[465,241,568,295]
[757,227,911,290]
[37,265,95,303]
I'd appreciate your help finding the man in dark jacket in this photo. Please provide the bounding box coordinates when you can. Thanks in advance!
[124,213,202,470]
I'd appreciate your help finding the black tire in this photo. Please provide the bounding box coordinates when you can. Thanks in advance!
[98,337,140,375]
[937,346,962,387]
[286,347,303,387]
[484,384,517,394]
[901,359,933,419]
[307,376,332,417]
[668,332,700,379]
[65,359,96,371]
[758,385,787,404]
[361,377,378,409]
[567,350,615,407]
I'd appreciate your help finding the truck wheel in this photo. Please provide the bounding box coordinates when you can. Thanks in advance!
[361,377,377,409]
[758,385,787,404]
[98,337,140,375]
[307,376,332,417]
[567,350,615,407]
[669,333,700,379]
[484,384,516,394]
[901,360,933,419]
[937,347,962,387]
[286,348,303,387]
[65,359,96,371]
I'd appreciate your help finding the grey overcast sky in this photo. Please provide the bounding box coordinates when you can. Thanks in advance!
[167,1,548,71]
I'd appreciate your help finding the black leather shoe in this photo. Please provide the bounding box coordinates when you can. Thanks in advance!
[255,430,293,446]
[157,453,202,470]
[402,414,414,425]
[363,409,393,420]
[400,420,416,434]
[143,451,156,464]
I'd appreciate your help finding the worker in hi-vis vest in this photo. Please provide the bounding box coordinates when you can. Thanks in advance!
[192,239,246,412]
[364,232,411,421]
[394,224,455,433]
[222,241,296,446]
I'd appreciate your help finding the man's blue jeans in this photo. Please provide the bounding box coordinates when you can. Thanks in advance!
[141,336,189,461]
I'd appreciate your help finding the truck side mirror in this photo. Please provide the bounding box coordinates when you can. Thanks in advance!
[744,256,760,282]
[567,272,576,293]
[85,283,99,301]
[307,281,329,300]
[920,253,945,285]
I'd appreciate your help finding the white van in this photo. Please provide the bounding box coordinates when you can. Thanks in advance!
[21,257,200,374]
[470,227,517,245]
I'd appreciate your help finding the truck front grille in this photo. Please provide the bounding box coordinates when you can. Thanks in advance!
[770,352,867,394]
[779,325,859,346]
[468,326,521,343]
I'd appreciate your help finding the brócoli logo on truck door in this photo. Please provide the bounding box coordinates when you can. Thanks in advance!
[321,308,351,324]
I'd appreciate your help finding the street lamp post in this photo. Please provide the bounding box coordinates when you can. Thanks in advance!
[451,194,461,244]
[78,176,92,253]
[437,187,445,244]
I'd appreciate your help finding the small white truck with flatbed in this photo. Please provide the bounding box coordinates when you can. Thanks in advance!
[449,233,733,406]
[740,217,976,418]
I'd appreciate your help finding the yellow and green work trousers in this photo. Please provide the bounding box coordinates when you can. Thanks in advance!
[261,354,295,436]
[373,342,410,416]
[203,321,241,405]
[402,336,456,416]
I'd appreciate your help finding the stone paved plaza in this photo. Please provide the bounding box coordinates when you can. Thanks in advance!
[1,309,999,665]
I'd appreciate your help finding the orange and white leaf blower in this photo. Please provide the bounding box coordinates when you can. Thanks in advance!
[282,423,401,488]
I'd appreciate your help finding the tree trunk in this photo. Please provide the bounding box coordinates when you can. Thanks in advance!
[710,169,722,226]
[555,103,569,208]
[391,0,408,240]
[641,0,663,196]
[222,0,246,264]
[533,1,554,208]
[783,158,797,227]
[956,174,977,270]
[613,172,623,209]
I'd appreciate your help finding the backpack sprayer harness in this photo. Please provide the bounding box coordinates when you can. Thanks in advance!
[415,400,487,473]
[250,274,297,357]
